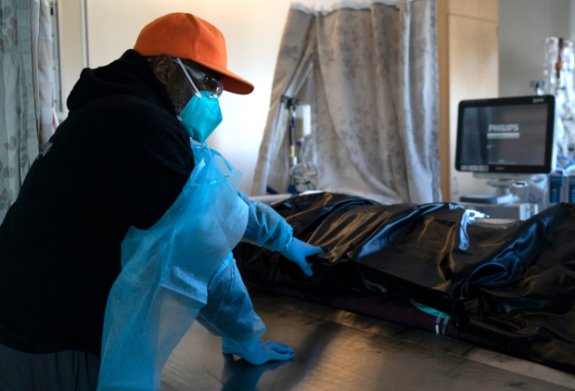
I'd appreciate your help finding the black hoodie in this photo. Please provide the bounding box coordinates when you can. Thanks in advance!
[0,50,195,355]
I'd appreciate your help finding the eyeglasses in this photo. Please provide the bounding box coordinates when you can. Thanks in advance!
[172,58,224,98]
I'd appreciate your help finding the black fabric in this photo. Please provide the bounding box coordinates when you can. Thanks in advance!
[0,343,99,391]
[0,50,194,355]
[234,192,575,374]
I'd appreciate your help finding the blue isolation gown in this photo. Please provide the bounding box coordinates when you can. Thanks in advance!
[97,141,293,391]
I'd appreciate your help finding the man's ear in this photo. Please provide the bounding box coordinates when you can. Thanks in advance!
[150,55,173,85]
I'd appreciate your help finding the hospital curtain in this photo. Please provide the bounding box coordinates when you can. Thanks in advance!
[0,0,55,221]
[251,0,440,204]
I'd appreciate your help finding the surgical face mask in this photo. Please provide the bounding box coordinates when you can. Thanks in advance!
[175,58,223,142]
[179,91,223,142]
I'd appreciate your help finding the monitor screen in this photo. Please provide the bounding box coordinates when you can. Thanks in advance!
[455,95,556,174]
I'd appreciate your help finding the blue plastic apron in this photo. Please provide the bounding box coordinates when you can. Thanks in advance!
[98,141,249,391]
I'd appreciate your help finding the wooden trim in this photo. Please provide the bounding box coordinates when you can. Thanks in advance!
[447,0,498,22]
[437,0,450,201]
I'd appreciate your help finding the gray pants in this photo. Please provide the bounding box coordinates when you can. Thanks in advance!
[0,343,99,391]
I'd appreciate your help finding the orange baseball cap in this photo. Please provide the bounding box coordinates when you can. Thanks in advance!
[134,12,254,95]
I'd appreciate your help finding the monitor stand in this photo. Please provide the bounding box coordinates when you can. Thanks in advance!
[459,178,517,205]
[459,177,539,220]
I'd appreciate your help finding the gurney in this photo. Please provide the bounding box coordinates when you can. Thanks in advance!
[235,192,575,375]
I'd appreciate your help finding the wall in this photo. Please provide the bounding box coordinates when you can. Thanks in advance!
[499,0,573,97]
[58,0,85,114]
[58,0,575,200]
[59,0,293,194]
[447,0,574,203]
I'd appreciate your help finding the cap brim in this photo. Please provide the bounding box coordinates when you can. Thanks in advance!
[193,59,254,95]
[221,73,254,95]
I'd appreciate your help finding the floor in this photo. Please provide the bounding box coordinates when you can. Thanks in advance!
[161,291,575,391]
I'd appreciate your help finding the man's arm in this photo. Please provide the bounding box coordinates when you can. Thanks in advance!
[238,192,323,277]
[196,257,294,365]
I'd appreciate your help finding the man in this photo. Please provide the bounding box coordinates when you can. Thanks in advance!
[0,12,322,390]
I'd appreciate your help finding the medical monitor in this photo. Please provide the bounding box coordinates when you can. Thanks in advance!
[455,95,556,177]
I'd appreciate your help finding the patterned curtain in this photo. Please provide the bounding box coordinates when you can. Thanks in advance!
[252,0,440,204]
[0,0,55,221]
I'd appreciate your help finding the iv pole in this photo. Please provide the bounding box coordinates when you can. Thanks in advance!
[281,95,299,193]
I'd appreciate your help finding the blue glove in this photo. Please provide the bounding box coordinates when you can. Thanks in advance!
[222,337,294,365]
[221,354,288,391]
[281,238,323,277]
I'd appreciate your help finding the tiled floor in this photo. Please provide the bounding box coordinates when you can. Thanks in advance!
[162,292,575,390]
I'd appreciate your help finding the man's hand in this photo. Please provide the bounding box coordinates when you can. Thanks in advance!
[280,238,323,277]
[222,337,294,365]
